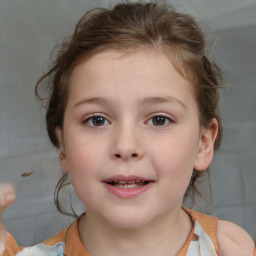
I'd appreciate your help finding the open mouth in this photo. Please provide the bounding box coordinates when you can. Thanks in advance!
[103,176,154,198]
[106,180,150,189]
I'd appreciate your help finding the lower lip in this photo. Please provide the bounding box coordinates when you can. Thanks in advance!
[103,182,153,199]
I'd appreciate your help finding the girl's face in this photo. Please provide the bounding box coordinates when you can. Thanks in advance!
[57,50,217,229]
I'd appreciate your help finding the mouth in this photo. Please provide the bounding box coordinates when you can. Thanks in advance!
[103,175,153,198]
[106,180,150,189]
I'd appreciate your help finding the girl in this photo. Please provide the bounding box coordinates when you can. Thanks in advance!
[0,2,255,256]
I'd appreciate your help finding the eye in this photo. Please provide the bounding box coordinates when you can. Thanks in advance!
[146,115,173,126]
[83,115,110,127]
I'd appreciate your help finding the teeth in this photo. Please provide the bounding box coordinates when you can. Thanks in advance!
[115,184,140,189]
[109,180,148,188]
[127,181,136,184]
[114,180,143,184]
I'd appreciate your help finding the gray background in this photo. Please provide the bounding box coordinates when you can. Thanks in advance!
[0,0,256,246]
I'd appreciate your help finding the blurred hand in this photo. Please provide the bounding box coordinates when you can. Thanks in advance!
[0,184,16,256]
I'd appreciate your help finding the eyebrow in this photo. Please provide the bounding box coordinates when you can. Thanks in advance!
[139,96,186,109]
[74,97,110,108]
[74,96,186,109]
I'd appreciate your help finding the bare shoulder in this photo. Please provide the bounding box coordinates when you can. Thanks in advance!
[217,220,255,256]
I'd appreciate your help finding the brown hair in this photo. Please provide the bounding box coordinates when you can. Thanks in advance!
[35,1,223,216]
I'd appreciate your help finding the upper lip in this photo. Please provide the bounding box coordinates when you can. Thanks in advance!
[103,175,152,183]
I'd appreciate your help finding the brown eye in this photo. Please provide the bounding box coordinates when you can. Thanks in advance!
[152,116,166,126]
[92,116,105,126]
[147,115,173,126]
[84,115,110,127]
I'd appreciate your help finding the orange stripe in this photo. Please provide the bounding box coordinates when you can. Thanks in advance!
[182,207,219,255]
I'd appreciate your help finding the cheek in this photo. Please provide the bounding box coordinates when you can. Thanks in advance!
[65,129,105,169]
[150,132,199,185]
[64,137,105,184]
[65,141,105,206]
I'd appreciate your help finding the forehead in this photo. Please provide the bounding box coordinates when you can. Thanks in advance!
[71,48,190,84]
[68,49,195,105]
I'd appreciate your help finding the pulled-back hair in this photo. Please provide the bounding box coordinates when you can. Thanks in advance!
[35,1,223,216]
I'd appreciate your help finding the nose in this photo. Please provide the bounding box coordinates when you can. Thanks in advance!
[111,125,144,161]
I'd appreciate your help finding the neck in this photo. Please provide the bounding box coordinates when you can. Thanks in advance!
[79,207,192,256]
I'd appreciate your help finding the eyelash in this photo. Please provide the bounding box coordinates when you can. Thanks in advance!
[82,114,174,128]
[82,114,110,128]
[147,115,174,127]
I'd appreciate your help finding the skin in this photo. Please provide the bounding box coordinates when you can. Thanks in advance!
[0,184,16,255]
[217,220,255,255]
[0,49,254,256]
[56,49,218,256]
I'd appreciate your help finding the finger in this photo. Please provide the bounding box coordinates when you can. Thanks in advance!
[0,184,16,213]
[0,184,15,256]
[0,219,7,254]
[0,242,5,256]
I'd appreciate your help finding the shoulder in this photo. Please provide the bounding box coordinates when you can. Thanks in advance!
[3,233,24,256]
[43,224,70,246]
[217,220,255,256]
[43,216,81,246]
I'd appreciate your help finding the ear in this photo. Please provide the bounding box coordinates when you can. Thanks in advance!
[55,127,69,173]
[194,118,218,171]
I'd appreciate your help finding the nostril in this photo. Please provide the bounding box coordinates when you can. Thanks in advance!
[114,153,138,158]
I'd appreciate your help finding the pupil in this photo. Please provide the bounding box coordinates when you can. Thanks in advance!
[153,116,165,125]
[92,117,104,126]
